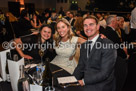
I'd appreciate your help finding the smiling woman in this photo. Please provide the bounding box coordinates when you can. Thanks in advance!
[14,24,55,62]
[51,18,86,74]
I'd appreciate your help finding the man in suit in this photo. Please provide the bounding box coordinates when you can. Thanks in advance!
[103,15,128,91]
[73,15,117,91]
[103,15,128,59]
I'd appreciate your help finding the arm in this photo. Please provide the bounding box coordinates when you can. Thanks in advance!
[14,38,33,59]
[73,45,85,80]
[76,31,87,40]
[31,19,37,28]
[69,36,86,60]
[123,47,129,59]
[84,42,117,85]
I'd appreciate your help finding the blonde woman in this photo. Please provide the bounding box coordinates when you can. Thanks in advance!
[51,18,86,74]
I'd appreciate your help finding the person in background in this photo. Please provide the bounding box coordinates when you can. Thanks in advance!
[130,2,136,42]
[73,15,117,91]
[58,7,65,17]
[18,9,33,37]
[73,16,87,39]
[40,11,49,24]
[116,16,127,42]
[69,12,75,27]
[30,12,42,29]
[64,11,70,21]
[77,7,82,16]
[103,15,128,91]
[96,12,107,29]
[4,12,18,40]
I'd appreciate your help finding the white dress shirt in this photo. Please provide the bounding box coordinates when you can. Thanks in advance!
[130,7,136,29]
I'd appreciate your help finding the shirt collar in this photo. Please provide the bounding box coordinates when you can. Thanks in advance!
[88,34,99,43]
[108,26,116,31]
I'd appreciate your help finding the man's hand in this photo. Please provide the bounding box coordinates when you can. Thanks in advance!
[78,80,84,86]
[100,34,106,39]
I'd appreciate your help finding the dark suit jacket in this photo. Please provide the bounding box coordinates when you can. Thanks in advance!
[102,26,127,59]
[70,18,75,27]
[73,35,117,91]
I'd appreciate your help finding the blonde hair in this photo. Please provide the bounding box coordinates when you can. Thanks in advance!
[54,18,74,46]
[7,12,18,22]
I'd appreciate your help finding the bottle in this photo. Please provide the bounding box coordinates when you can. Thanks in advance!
[34,65,43,85]
[5,52,11,82]
[18,65,30,91]
[42,58,52,87]
[13,54,18,61]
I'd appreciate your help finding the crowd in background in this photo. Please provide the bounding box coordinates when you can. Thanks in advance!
[0,6,136,91]
[0,7,133,43]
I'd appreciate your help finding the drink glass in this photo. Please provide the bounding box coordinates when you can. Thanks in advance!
[33,71,42,85]
[45,86,55,91]
[33,64,43,85]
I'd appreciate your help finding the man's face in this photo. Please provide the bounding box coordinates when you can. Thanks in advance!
[66,12,70,17]
[118,18,124,29]
[112,17,118,29]
[83,18,99,40]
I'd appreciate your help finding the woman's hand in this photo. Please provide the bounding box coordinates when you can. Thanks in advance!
[78,80,84,86]
[69,55,74,60]
[21,54,33,59]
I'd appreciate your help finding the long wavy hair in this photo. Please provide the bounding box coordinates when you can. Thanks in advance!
[54,18,74,46]
[6,12,18,22]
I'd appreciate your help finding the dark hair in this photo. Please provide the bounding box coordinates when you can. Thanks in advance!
[20,9,27,18]
[83,15,99,24]
[39,24,52,32]
[38,24,53,44]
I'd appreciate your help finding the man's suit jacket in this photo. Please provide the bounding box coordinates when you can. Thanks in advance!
[70,18,75,27]
[73,36,117,91]
[103,26,127,59]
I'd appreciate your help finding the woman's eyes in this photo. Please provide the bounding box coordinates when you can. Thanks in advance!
[57,26,65,30]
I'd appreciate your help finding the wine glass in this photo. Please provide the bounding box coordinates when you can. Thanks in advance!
[33,71,43,85]
[39,49,44,65]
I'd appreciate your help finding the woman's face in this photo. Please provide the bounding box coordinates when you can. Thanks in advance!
[57,21,69,38]
[40,27,52,42]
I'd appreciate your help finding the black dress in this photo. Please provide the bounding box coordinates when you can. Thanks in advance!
[21,34,56,62]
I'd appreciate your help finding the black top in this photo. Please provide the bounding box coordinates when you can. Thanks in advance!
[18,17,33,37]
[21,34,56,62]
[103,26,127,59]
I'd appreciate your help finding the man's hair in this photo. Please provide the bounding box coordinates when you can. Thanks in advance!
[83,15,99,24]
[20,9,27,18]
[117,16,124,21]
[106,15,117,25]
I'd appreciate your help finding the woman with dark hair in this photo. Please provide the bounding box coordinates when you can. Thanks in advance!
[18,9,33,37]
[30,12,42,29]
[14,24,55,61]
